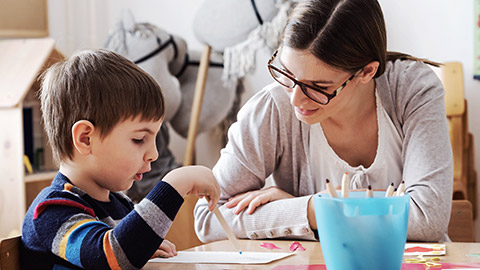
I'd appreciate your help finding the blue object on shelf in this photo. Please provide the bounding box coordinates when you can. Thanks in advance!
[23,107,34,170]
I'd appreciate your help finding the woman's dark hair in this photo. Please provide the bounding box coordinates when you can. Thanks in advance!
[282,0,439,78]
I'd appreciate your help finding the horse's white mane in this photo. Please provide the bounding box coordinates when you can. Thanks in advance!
[222,0,292,86]
[105,16,159,56]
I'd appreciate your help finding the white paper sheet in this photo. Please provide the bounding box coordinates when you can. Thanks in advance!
[148,251,294,264]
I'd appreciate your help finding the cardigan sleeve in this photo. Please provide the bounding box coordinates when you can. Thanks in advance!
[194,84,316,243]
[379,60,453,241]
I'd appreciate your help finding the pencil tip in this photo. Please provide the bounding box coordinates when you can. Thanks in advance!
[326,179,330,183]
[239,251,243,254]
[368,185,372,190]
[390,182,394,186]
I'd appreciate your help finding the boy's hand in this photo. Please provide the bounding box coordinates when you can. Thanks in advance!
[163,165,220,211]
[151,239,177,258]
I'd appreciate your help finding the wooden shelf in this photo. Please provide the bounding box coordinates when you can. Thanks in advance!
[24,171,57,183]
[0,38,64,238]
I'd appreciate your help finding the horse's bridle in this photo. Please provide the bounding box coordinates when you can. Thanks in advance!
[133,34,194,77]
[133,0,262,75]
[250,0,264,25]
[133,35,178,65]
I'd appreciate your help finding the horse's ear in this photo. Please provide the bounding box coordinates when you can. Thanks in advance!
[121,9,136,32]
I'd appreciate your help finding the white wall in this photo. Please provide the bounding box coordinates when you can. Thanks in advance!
[48,0,480,239]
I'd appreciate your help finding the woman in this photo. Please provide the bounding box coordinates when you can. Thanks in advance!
[195,0,452,242]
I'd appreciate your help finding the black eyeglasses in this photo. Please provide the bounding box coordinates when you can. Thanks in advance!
[268,50,358,105]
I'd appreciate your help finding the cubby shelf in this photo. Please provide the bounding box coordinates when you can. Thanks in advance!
[0,38,64,238]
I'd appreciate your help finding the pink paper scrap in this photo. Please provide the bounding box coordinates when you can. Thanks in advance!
[259,242,281,250]
[289,242,306,252]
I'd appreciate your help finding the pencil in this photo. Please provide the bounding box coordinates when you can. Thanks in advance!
[326,179,338,198]
[396,180,405,196]
[366,185,373,198]
[341,172,350,198]
[213,207,243,254]
[385,182,395,197]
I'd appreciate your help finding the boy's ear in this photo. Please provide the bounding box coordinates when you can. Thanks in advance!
[357,61,379,84]
[72,120,95,155]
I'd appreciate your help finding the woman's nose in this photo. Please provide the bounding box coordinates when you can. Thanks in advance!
[289,85,308,107]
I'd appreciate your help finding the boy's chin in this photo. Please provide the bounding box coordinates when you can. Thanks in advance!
[126,181,135,190]
[113,181,135,193]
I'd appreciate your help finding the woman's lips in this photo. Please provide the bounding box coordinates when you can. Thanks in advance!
[295,107,318,116]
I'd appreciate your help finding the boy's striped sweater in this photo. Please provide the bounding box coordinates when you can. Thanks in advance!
[21,172,183,269]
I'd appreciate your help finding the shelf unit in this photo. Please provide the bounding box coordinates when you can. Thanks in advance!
[0,38,64,238]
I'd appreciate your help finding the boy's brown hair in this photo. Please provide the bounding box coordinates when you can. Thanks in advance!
[40,49,165,162]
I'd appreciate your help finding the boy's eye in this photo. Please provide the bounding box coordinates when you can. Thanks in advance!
[132,138,145,144]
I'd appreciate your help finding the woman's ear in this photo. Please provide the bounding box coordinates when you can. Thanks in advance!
[357,61,380,84]
[72,120,95,155]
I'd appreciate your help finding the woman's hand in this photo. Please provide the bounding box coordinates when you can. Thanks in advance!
[224,186,294,215]
[151,239,177,258]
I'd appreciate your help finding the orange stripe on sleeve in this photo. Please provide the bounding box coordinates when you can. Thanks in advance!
[58,219,96,259]
[103,230,121,270]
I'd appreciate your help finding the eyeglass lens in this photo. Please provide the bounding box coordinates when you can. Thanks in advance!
[269,67,330,104]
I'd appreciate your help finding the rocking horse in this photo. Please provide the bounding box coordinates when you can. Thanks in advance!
[104,10,237,201]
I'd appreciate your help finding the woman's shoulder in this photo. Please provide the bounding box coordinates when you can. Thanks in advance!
[248,82,291,106]
[239,82,294,118]
[381,59,442,88]
[376,59,445,130]
[377,59,443,104]
[232,82,305,141]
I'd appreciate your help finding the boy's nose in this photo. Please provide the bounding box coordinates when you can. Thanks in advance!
[145,147,159,162]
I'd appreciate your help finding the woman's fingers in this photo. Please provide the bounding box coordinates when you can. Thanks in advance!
[246,193,272,214]
[232,192,257,214]
[225,192,249,208]
[228,187,294,215]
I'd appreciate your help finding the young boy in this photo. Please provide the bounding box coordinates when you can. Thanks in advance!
[21,49,220,269]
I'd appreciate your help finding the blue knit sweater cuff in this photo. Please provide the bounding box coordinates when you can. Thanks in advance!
[146,181,184,219]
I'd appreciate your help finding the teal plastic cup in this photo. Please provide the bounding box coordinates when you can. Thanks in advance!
[314,191,410,270]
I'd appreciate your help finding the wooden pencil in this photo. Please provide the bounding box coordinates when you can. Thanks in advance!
[366,185,374,198]
[326,179,338,198]
[385,182,395,197]
[213,207,242,254]
[341,172,350,198]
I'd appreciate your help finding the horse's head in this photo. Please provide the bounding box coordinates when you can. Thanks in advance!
[192,0,292,85]
[105,10,188,122]
[193,0,280,52]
